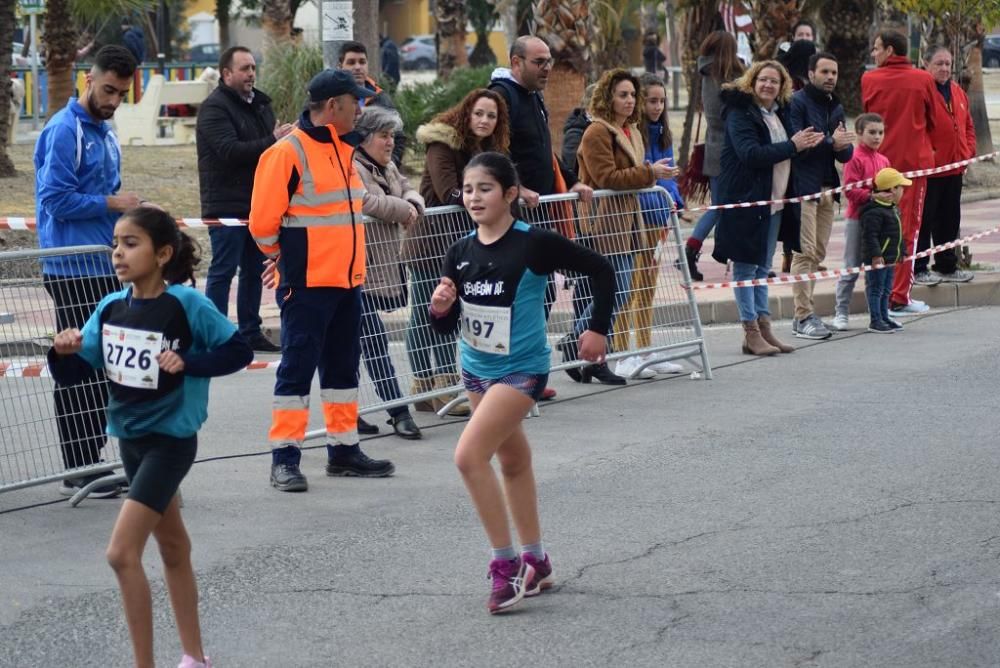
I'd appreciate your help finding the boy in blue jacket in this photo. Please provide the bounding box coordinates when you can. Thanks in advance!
[861,168,908,333]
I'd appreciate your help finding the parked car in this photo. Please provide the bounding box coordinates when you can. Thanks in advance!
[187,43,221,64]
[400,34,474,70]
[984,35,1000,68]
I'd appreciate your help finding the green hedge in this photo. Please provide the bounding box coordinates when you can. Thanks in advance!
[258,44,325,125]
[393,65,497,146]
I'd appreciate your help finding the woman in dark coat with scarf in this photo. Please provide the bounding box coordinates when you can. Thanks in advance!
[713,60,824,355]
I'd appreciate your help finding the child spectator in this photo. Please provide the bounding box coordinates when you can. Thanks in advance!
[832,113,891,331]
[861,168,909,333]
[614,73,685,380]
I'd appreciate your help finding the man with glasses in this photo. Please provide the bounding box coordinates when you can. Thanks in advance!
[489,36,593,398]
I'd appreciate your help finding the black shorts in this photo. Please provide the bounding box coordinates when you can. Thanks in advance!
[119,433,197,514]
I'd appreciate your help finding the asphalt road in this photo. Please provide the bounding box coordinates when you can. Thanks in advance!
[2,306,999,667]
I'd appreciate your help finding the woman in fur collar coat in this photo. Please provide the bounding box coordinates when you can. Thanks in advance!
[562,69,677,386]
[402,89,510,415]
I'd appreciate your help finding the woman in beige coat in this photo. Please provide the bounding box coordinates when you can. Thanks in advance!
[353,106,425,440]
[558,68,677,385]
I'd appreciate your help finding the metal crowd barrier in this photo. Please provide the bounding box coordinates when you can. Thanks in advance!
[315,186,713,440]
[0,246,125,505]
[0,189,713,495]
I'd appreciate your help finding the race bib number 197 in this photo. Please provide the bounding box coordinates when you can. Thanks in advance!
[460,300,511,356]
[102,324,161,389]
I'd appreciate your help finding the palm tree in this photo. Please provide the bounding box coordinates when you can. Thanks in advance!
[820,0,876,116]
[43,0,153,119]
[0,0,15,177]
[532,0,594,155]
[435,0,469,79]
[750,0,802,59]
[261,0,293,50]
[469,0,500,67]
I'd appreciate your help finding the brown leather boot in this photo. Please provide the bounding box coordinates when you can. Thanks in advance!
[433,374,471,416]
[757,315,794,353]
[410,377,435,412]
[742,320,780,356]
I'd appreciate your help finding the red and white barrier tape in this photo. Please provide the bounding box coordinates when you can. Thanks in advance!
[1,151,997,230]
[691,224,1000,290]
[0,356,283,378]
[681,151,1000,214]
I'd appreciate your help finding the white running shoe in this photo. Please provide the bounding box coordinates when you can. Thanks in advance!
[615,356,656,379]
[644,355,684,374]
[830,313,849,331]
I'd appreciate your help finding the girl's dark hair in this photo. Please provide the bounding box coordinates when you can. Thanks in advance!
[639,73,671,151]
[855,112,884,134]
[699,30,745,83]
[122,207,201,285]
[464,151,520,191]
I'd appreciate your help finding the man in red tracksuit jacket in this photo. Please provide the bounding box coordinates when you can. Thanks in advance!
[861,29,937,315]
[914,45,977,284]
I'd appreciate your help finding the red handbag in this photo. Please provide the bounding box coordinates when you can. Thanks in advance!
[678,113,710,203]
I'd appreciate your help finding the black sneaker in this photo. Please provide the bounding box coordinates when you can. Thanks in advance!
[867,320,894,334]
[326,449,395,477]
[247,333,281,353]
[270,462,309,491]
[357,415,380,435]
[58,474,122,499]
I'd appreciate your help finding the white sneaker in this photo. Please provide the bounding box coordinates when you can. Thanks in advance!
[830,313,849,331]
[643,355,684,374]
[889,301,930,316]
[615,356,655,379]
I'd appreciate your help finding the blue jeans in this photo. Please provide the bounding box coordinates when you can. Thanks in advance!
[731,211,781,322]
[360,292,406,417]
[691,176,720,242]
[865,265,895,325]
[405,268,458,379]
[573,251,634,341]
[205,226,266,337]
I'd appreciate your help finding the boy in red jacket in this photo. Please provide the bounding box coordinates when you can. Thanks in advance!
[832,113,891,331]
[861,30,937,315]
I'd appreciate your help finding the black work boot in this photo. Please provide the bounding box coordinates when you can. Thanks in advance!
[326,445,395,478]
[270,447,308,492]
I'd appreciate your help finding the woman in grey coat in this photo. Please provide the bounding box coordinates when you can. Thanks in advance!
[353,106,425,440]
[684,30,745,281]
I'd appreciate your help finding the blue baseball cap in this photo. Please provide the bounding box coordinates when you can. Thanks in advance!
[307,69,374,102]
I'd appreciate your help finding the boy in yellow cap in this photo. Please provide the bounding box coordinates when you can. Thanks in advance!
[861,167,911,333]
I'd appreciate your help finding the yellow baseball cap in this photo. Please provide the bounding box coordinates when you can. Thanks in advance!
[874,168,913,190]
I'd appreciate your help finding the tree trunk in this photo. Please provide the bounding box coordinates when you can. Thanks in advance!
[750,0,801,60]
[44,0,79,118]
[261,0,294,51]
[217,0,232,50]
[545,62,585,155]
[0,0,15,177]
[820,0,875,117]
[436,0,469,80]
[965,44,993,156]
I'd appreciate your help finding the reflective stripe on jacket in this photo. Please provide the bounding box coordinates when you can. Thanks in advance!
[249,125,367,288]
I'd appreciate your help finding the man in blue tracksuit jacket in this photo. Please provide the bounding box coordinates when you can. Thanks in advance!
[34,45,153,492]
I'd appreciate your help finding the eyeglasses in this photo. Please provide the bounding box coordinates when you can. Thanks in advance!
[756,76,781,86]
[529,58,554,68]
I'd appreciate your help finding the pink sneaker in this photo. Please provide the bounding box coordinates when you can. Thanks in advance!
[487,557,534,614]
[178,655,211,668]
[522,552,554,596]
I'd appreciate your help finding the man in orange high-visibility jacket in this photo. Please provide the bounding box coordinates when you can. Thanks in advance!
[250,69,394,492]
